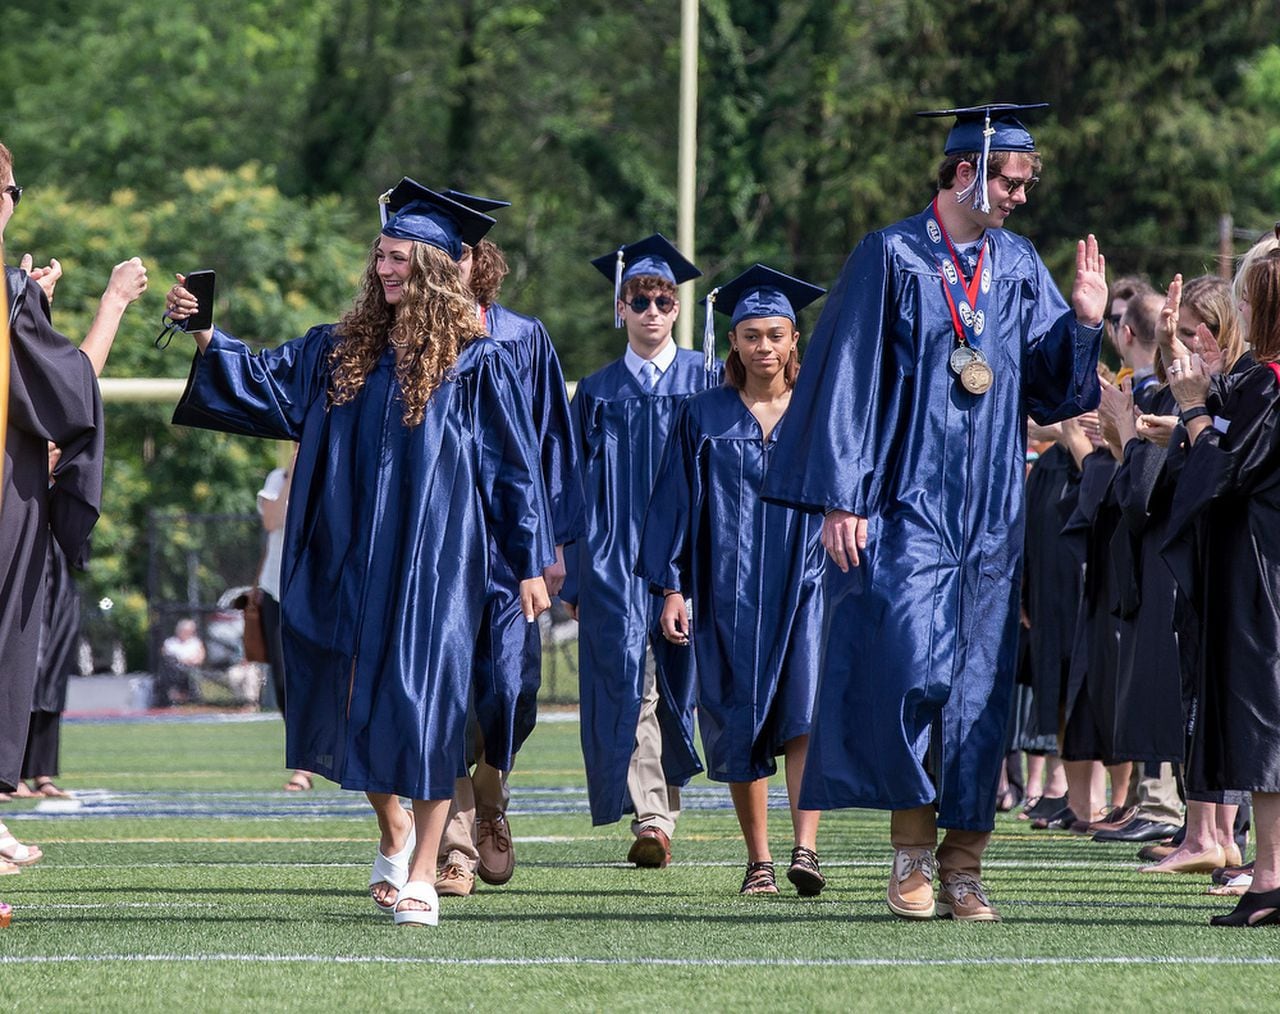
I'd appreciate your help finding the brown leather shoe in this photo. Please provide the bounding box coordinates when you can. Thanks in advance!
[434,860,476,897]
[887,848,936,919]
[627,826,671,868]
[938,872,1001,922]
[476,814,515,886]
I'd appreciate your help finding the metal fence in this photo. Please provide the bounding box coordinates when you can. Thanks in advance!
[140,510,580,707]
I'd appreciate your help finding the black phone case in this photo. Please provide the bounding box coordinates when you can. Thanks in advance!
[183,270,216,331]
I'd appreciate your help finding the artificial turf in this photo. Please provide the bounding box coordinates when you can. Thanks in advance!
[0,714,1277,1011]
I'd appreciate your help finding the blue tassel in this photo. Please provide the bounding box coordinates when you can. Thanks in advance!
[703,288,719,375]
[613,248,625,328]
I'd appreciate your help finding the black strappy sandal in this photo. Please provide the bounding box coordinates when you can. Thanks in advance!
[787,845,826,896]
[740,860,778,895]
[1210,887,1280,927]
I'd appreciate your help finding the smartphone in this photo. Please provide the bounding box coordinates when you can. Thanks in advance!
[182,270,216,331]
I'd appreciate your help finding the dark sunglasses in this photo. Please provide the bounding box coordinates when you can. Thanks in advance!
[992,172,1039,196]
[2,184,22,206]
[627,294,676,314]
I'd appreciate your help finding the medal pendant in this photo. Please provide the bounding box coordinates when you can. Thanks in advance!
[949,345,975,375]
[960,357,994,395]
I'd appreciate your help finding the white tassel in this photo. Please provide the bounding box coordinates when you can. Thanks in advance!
[378,188,392,227]
[613,248,625,328]
[703,288,719,374]
[974,110,994,213]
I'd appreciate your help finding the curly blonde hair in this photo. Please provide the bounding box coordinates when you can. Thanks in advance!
[330,239,485,427]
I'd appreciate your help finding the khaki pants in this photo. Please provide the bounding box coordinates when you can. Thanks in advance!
[890,805,990,878]
[1128,762,1183,824]
[626,646,681,838]
[438,756,512,872]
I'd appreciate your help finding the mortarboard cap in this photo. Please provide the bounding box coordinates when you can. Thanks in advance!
[916,102,1048,213]
[441,188,512,214]
[590,234,701,328]
[702,264,825,373]
[378,178,496,260]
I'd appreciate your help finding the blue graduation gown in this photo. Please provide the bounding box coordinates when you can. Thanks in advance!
[636,386,823,783]
[172,327,554,800]
[760,207,1101,831]
[562,348,718,825]
[473,303,584,771]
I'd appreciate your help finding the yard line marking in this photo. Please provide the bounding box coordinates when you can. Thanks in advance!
[3,955,1280,969]
[24,903,218,911]
[31,858,1145,871]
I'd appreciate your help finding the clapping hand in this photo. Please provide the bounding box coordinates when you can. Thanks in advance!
[1135,414,1178,447]
[1157,274,1190,362]
[1167,353,1212,411]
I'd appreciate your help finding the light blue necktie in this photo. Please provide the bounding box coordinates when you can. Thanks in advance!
[642,360,659,392]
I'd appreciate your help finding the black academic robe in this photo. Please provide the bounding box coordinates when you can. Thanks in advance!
[1109,387,1184,763]
[1021,443,1083,740]
[32,540,81,714]
[1060,448,1121,763]
[1164,361,1280,792]
[1,272,102,791]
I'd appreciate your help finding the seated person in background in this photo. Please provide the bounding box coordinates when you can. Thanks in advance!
[158,618,206,706]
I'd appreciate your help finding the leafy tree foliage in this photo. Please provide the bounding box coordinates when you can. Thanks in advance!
[3,0,1278,663]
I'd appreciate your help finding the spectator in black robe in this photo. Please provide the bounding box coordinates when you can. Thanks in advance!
[1,139,146,841]
[1164,248,1280,926]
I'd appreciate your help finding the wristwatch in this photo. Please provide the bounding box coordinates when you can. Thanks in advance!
[1179,405,1210,425]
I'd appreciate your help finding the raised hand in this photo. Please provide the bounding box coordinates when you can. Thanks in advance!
[1071,234,1107,326]
[1157,274,1189,361]
[105,258,147,307]
[19,252,63,304]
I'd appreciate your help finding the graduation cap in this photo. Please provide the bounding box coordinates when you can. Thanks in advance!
[916,102,1048,213]
[378,178,496,260]
[702,264,826,373]
[590,234,701,328]
[441,189,512,215]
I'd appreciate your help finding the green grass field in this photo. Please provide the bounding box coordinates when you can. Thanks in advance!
[1,713,1277,1012]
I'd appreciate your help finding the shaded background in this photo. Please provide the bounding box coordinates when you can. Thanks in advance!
[3,0,1278,666]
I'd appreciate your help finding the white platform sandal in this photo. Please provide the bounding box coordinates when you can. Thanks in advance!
[369,825,416,915]
[393,881,440,927]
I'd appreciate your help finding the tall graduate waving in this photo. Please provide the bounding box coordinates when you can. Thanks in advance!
[762,103,1106,922]
[167,180,554,928]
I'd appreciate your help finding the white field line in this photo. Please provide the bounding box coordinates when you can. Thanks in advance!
[27,903,219,910]
[1,954,1280,969]
[28,857,1142,871]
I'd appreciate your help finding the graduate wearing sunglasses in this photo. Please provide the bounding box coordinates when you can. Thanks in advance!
[562,234,718,868]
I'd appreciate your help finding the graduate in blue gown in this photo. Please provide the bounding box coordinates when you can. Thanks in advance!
[761,104,1108,922]
[167,180,554,928]
[561,234,718,867]
[637,265,828,896]
[434,189,584,894]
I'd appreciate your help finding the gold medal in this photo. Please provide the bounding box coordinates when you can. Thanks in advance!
[960,357,994,395]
